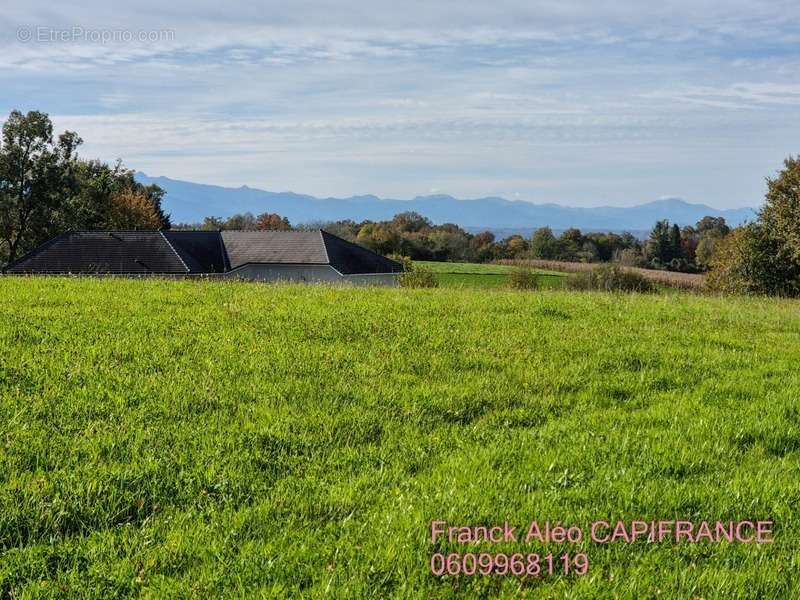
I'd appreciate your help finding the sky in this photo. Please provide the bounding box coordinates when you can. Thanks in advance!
[2,1,799,208]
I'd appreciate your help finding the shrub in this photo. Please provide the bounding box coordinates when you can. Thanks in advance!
[398,267,438,288]
[387,254,413,273]
[505,268,539,290]
[707,157,800,296]
[705,224,800,296]
[614,248,647,268]
[565,264,655,293]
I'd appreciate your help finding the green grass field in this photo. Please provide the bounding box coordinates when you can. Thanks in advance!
[417,261,520,274]
[418,261,567,289]
[1,277,799,598]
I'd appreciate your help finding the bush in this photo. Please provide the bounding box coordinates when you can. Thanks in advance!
[398,267,438,288]
[387,254,413,273]
[505,268,539,290]
[706,157,800,296]
[565,264,655,293]
[706,224,800,296]
[614,248,647,268]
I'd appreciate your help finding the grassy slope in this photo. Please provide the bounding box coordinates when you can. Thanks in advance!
[1,278,799,598]
[418,261,567,289]
[417,261,518,274]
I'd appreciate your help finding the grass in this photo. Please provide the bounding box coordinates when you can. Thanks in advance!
[418,261,566,289]
[1,277,799,598]
[498,259,706,291]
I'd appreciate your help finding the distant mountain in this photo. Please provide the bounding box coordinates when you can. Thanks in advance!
[136,174,757,232]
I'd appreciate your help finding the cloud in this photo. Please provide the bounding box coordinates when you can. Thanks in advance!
[1,1,798,208]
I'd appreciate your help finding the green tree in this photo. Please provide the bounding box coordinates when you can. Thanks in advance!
[760,156,800,261]
[707,224,800,296]
[695,232,722,269]
[61,159,168,232]
[707,158,800,295]
[530,227,559,259]
[0,110,81,262]
[646,220,672,265]
[669,223,683,261]
[696,216,730,236]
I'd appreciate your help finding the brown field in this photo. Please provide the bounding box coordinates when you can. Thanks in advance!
[496,259,706,290]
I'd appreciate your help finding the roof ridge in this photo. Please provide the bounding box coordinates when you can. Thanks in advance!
[218,231,231,271]
[318,229,331,265]
[159,231,190,273]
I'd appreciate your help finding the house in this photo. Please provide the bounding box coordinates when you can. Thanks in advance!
[3,230,403,285]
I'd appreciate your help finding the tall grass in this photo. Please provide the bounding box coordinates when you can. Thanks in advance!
[497,259,705,290]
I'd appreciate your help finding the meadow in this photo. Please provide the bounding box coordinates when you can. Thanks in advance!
[418,261,567,289]
[496,259,706,291]
[1,277,799,598]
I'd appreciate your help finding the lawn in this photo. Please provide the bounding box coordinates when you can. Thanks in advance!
[1,277,799,598]
[418,261,567,289]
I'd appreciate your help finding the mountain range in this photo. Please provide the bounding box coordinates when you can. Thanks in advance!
[136,174,757,233]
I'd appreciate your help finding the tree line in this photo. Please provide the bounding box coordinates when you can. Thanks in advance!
[0,110,168,265]
[180,210,730,274]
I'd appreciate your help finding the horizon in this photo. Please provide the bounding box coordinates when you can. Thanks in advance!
[5,2,799,210]
[139,172,760,211]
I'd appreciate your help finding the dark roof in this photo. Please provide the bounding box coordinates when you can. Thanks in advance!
[5,229,402,275]
[163,231,227,273]
[5,231,196,274]
[221,231,329,269]
[321,230,402,275]
[221,230,402,274]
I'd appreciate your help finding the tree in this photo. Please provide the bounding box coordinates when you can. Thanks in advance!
[201,216,226,230]
[577,240,600,262]
[427,226,470,261]
[646,220,672,265]
[706,224,800,296]
[256,212,291,230]
[504,235,529,257]
[669,223,683,261]
[0,110,81,262]
[696,216,730,236]
[707,158,800,295]
[356,222,401,255]
[225,212,258,230]
[468,231,496,262]
[530,227,559,259]
[105,188,165,230]
[60,159,168,232]
[391,211,431,233]
[760,156,800,261]
[557,228,583,260]
[695,232,721,269]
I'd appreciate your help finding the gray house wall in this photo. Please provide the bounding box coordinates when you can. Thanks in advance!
[226,264,398,286]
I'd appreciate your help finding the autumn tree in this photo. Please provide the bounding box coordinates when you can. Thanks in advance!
[256,212,291,230]
[105,188,165,230]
